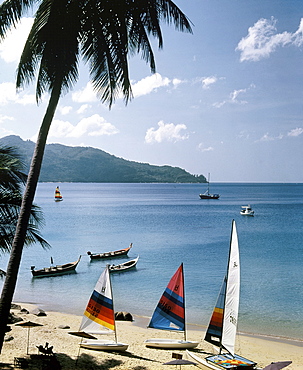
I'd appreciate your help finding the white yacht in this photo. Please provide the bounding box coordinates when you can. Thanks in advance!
[240,205,254,216]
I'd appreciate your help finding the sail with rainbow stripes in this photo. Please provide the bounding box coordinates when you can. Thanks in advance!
[204,219,240,356]
[79,265,115,334]
[204,276,227,347]
[148,264,185,331]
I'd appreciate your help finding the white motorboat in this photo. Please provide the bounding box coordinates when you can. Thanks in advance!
[240,205,254,216]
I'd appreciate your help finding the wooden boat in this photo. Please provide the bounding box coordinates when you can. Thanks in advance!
[199,173,220,199]
[54,186,63,202]
[87,243,132,260]
[31,256,81,277]
[186,220,257,369]
[108,256,139,273]
[144,263,199,349]
[70,265,128,351]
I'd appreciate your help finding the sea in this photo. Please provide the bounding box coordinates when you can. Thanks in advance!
[1,182,302,342]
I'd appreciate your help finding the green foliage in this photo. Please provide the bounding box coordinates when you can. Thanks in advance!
[0,136,207,183]
[0,144,50,253]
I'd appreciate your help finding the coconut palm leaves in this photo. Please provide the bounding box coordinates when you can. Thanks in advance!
[0,146,50,253]
[0,0,192,353]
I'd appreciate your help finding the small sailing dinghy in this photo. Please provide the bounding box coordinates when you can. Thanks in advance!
[187,220,257,369]
[145,263,199,349]
[54,186,63,202]
[69,265,128,351]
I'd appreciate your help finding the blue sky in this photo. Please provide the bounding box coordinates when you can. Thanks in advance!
[0,0,303,182]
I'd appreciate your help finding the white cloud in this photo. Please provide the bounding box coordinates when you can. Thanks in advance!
[202,76,217,89]
[132,73,170,97]
[59,106,73,115]
[145,120,188,144]
[258,132,283,142]
[213,84,255,108]
[259,133,275,141]
[0,17,34,63]
[0,82,35,106]
[72,82,98,103]
[230,88,248,104]
[287,127,303,137]
[48,114,119,139]
[172,78,183,87]
[0,115,14,124]
[77,104,91,114]
[236,17,299,62]
[197,143,214,152]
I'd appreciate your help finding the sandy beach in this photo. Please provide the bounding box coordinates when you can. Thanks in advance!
[0,303,302,369]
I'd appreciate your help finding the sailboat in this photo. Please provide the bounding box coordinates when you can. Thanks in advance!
[145,263,199,349]
[199,173,220,199]
[186,220,257,369]
[69,265,128,351]
[54,186,63,202]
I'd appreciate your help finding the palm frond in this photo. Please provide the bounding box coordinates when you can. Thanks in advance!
[0,0,36,39]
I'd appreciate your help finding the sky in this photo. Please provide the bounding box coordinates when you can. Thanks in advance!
[0,0,303,182]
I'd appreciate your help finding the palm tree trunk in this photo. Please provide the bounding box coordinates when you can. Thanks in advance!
[0,82,61,353]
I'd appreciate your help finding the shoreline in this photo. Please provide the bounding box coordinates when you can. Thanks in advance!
[0,302,301,369]
[132,313,303,348]
[15,300,303,345]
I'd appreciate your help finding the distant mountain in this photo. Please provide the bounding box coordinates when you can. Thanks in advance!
[0,135,206,183]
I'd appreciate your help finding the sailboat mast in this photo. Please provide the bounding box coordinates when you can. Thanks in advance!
[219,220,234,354]
[221,219,240,356]
[181,263,187,341]
[108,265,118,343]
[207,173,210,195]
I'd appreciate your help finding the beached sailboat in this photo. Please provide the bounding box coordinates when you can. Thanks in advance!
[199,173,220,199]
[54,186,63,202]
[187,220,257,369]
[145,263,199,349]
[70,265,128,351]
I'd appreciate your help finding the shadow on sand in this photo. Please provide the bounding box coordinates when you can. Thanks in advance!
[0,350,162,369]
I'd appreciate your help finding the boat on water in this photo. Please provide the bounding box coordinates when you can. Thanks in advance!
[87,243,132,260]
[108,256,139,273]
[145,263,199,349]
[69,265,128,351]
[31,256,81,278]
[240,205,254,216]
[54,186,63,202]
[186,220,257,369]
[199,173,220,199]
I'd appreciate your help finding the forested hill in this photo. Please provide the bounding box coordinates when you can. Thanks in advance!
[0,136,206,183]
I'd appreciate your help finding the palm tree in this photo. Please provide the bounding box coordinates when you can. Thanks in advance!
[0,146,50,254]
[0,0,192,351]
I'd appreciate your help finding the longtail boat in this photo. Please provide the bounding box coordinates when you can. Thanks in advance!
[31,256,81,278]
[87,243,132,260]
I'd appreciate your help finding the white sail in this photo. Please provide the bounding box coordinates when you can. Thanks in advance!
[79,266,115,335]
[221,220,240,356]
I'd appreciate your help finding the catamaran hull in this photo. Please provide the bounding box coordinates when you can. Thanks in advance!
[186,350,257,370]
[145,339,199,349]
[80,339,128,351]
[186,351,220,369]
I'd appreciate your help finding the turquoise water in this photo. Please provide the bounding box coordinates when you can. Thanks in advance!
[1,183,302,341]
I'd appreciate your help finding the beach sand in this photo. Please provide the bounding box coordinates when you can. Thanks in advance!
[0,303,301,369]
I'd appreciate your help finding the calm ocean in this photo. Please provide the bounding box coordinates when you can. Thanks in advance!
[1,183,302,341]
